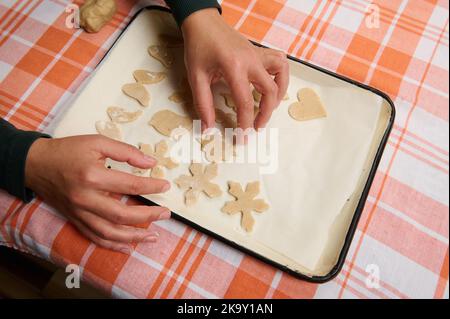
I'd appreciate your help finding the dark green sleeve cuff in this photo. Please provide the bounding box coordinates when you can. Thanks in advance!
[0,119,50,203]
[165,0,222,26]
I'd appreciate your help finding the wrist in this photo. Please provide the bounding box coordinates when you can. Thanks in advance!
[25,137,50,190]
[181,8,222,37]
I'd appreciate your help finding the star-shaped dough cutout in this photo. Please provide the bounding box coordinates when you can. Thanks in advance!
[135,141,178,178]
[174,163,222,206]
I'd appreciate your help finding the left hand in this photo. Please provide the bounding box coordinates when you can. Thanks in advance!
[181,8,289,131]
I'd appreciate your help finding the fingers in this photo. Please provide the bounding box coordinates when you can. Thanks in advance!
[80,192,171,225]
[97,137,157,169]
[96,169,170,195]
[250,65,279,129]
[259,48,289,101]
[75,209,159,244]
[68,217,134,254]
[189,71,215,131]
[224,72,254,130]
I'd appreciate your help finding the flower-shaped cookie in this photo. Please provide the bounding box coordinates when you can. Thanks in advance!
[174,163,222,206]
[136,141,177,178]
[221,181,269,232]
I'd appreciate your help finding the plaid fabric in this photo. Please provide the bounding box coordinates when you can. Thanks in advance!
[0,0,448,299]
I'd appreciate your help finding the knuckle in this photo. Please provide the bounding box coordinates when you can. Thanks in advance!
[128,178,143,194]
[112,209,127,224]
[79,166,99,186]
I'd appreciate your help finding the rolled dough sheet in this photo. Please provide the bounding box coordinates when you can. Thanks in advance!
[50,9,391,277]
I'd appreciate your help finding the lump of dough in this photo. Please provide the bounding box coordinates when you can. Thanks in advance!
[80,0,117,33]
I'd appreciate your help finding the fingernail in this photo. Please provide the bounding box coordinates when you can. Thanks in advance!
[162,182,171,192]
[143,155,156,165]
[119,245,133,255]
[143,231,159,242]
[158,209,171,220]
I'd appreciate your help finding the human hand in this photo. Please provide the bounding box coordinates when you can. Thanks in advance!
[181,8,289,131]
[25,135,171,254]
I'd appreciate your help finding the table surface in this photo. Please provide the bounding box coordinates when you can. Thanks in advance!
[0,0,448,299]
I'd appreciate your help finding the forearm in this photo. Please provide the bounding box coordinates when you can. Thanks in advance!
[165,0,221,26]
[0,118,50,202]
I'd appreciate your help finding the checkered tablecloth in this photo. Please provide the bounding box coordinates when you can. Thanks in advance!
[0,0,448,299]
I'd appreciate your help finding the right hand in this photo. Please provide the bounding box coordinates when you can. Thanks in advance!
[25,135,171,254]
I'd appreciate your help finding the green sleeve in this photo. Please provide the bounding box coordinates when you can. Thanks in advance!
[0,118,50,203]
[165,0,222,26]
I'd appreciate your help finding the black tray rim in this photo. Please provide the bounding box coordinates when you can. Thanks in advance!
[98,5,396,284]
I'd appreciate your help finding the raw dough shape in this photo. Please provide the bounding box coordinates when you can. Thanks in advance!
[107,106,142,123]
[199,134,235,163]
[215,109,236,129]
[79,0,117,33]
[133,70,166,84]
[221,181,269,232]
[95,120,122,140]
[159,33,183,47]
[288,88,327,121]
[122,83,150,106]
[148,110,193,137]
[174,163,222,206]
[135,141,178,178]
[148,45,173,68]
[169,91,192,104]
[221,93,236,111]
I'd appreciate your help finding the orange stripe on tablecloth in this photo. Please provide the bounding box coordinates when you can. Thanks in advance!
[160,232,203,298]
[393,124,449,157]
[0,0,32,34]
[434,248,449,299]
[341,268,391,299]
[146,227,193,299]
[0,90,48,116]
[287,1,322,55]
[338,18,449,298]
[7,200,29,245]
[347,261,410,299]
[0,0,43,48]
[17,199,42,248]
[0,198,22,243]
[390,131,449,165]
[0,0,22,28]
[334,277,369,299]
[50,222,91,265]
[387,141,449,174]
[174,238,213,298]
[296,0,333,58]
[304,0,342,61]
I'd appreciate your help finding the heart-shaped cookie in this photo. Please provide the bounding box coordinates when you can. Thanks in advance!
[133,70,166,84]
[288,88,327,121]
[122,83,150,106]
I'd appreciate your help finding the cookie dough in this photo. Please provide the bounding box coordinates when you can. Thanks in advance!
[288,88,327,121]
[159,33,183,47]
[79,0,116,33]
[169,91,192,104]
[95,120,122,140]
[148,45,173,68]
[215,109,236,129]
[133,70,166,84]
[174,163,222,206]
[200,135,235,163]
[122,83,150,106]
[135,141,178,178]
[148,110,193,137]
[221,93,236,111]
[107,106,142,123]
[221,181,269,232]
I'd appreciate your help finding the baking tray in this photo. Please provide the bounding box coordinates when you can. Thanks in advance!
[49,6,395,283]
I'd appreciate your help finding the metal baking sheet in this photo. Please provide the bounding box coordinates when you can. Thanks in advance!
[49,6,395,282]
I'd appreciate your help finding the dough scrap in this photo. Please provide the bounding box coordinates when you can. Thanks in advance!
[221,181,269,232]
[79,0,116,33]
[107,106,142,123]
[133,70,166,84]
[174,163,222,206]
[215,109,236,129]
[169,91,192,104]
[148,45,173,68]
[122,83,150,106]
[148,110,193,137]
[95,120,122,140]
[221,93,236,111]
[135,141,178,178]
[288,88,327,121]
[159,33,183,47]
